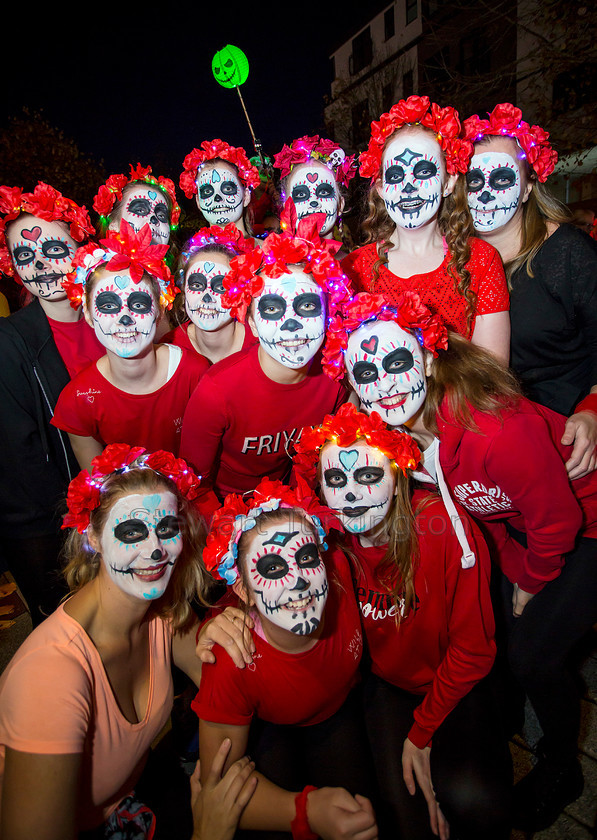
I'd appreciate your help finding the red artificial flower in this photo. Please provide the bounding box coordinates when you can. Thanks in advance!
[93,165,181,227]
[179,139,260,199]
[62,470,101,534]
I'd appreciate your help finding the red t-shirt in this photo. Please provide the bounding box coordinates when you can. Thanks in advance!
[47,316,105,379]
[348,489,496,748]
[180,345,347,512]
[341,238,509,338]
[191,548,363,727]
[51,346,208,456]
[161,321,257,360]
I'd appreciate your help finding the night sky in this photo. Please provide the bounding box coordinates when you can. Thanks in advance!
[2,2,386,181]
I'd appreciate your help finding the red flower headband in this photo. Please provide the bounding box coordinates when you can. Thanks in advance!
[178,222,256,286]
[322,290,448,381]
[179,139,261,200]
[203,475,341,584]
[294,402,421,488]
[274,135,358,189]
[359,95,473,180]
[62,443,202,535]
[463,103,558,183]
[93,162,181,228]
[220,202,352,322]
[0,182,95,280]
[62,220,178,310]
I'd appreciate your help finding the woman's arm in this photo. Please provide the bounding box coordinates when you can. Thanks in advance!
[67,433,103,472]
[470,311,510,364]
[1,748,82,840]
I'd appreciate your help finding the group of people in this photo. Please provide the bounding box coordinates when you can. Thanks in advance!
[0,94,596,840]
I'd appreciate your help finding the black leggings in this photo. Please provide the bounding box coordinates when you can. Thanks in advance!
[495,536,597,764]
[363,672,512,840]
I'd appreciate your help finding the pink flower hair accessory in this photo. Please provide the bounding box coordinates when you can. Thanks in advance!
[322,290,448,381]
[359,95,473,180]
[62,443,202,535]
[203,475,342,584]
[274,135,358,188]
[62,220,178,310]
[463,103,558,183]
[178,222,256,287]
[179,139,261,200]
[92,162,181,228]
[0,182,95,281]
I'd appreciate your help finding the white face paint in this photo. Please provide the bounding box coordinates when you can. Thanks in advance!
[99,491,181,601]
[287,162,339,235]
[466,150,522,232]
[89,273,158,358]
[253,270,326,369]
[196,163,245,225]
[6,215,76,301]
[346,320,427,425]
[320,441,394,535]
[244,516,328,635]
[379,133,443,229]
[118,184,171,245]
[185,253,232,331]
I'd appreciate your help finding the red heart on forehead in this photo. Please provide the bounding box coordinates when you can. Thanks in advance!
[306,172,318,183]
[21,226,42,241]
[360,335,379,355]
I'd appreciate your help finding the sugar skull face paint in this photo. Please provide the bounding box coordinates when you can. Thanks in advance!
[99,491,181,601]
[184,253,232,331]
[196,163,245,225]
[253,270,326,369]
[118,184,171,245]
[346,319,427,425]
[244,516,328,635]
[320,441,395,535]
[6,215,77,301]
[379,133,443,229]
[89,272,157,358]
[466,150,522,232]
[286,163,339,235]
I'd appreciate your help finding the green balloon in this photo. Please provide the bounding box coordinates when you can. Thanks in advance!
[212,45,250,89]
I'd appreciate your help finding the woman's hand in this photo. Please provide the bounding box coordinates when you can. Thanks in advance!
[562,411,597,480]
[512,583,535,617]
[195,607,255,668]
[306,787,378,840]
[402,738,449,840]
[190,738,257,840]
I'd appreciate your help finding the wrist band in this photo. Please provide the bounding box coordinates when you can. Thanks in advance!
[291,785,318,840]
[575,394,597,416]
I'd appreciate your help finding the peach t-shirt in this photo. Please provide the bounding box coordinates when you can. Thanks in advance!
[0,605,173,830]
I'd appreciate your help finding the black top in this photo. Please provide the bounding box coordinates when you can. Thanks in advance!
[509,224,597,416]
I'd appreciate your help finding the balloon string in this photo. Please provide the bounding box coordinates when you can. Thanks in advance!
[235,86,265,166]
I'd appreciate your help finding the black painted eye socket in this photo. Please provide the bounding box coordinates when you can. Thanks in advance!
[382,347,414,374]
[324,467,347,488]
[12,245,35,266]
[42,239,71,260]
[127,198,152,217]
[291,185,311,203]
[295,542,321,568]
[187,273,208,292]
[258,294,287,320]
[155,515,180,540]
[293,292,322,318]
[210,275,226,294]
[315,183,335,199]
[412,160,437,180]
[221,181,239,196]
[385,165,405,185]
[154,202,170,223]
[352,360,379,384]
[488,167,517,190]
[114,518,149,544]
[354,466,385,485]
[127,291,154,314]
[95,291,123,314]
[199,185,214,200]
[256,553,289,579]
[466,169,485,192]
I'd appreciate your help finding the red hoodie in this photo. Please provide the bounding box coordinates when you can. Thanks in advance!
[435,396,597,594]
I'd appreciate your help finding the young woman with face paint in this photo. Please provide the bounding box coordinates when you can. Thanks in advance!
[193,477,378,840]
[163,223,258,364]
[273,135,358,259]
[179,226,350,520]
[463,103,597,481]
[0,444,210,840]
[180,139,261,238]
[342,95,511,363]
[325,291,597,832]
[0,183,105,626]
[51,221,209,472]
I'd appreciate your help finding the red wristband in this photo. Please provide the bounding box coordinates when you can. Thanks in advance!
[291,785,318,840]
[575,394,597,416]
